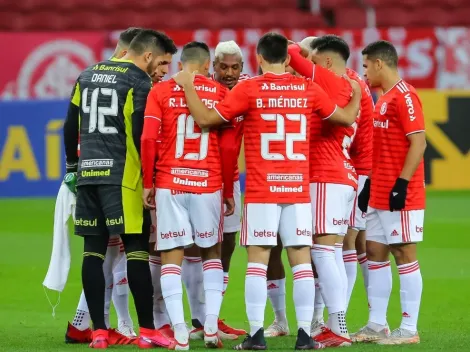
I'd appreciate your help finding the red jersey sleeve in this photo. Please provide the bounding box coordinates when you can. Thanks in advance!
[310,81,337,119]
[396,90,425,136]
[141,86,163,188]
[214,81,249,121]
[219,123,241,198]
[287,44,314,78]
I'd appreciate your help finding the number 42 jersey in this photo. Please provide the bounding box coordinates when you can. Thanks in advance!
[65,58,152,190]
[142,75,228,193]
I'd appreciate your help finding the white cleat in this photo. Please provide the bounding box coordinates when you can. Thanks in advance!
[310,320,326,338]
[264,321,289,337]
[376,328,420,345]
[116,322,137,338]
[351,325,390,343]
[189,326,204,340]
[204,332,223,348]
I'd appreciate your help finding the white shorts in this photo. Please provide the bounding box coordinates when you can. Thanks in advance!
[240,203,312,247]
[223,180,241,233]
[155,189,223,251]
[149,209,157,243]
[310,183,356,236]
[366,207,424,245]
[349,175,368,231]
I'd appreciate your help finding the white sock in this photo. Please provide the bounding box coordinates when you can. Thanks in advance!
[182,257,205,325]
[112,252,133,327]
[398,261,422,333]
[103,244,118,328]
[313,278,325,323]
[312,245,347,336]
[223,272,229,295]
[292,264,315,334]
[334,243,348,307]
[342,250,358,310]
[367,261,392,328]
[72,292,90,330]
[203,259,224,334]
[267,278,287,325]
[358,253,369,293]
[245,263,268,336]
[150,256,170,329]
[161,265,185,328]
[312,245,345,314]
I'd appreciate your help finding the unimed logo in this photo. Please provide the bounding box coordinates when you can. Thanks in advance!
[160,230,186,239]
[254,230,276,237]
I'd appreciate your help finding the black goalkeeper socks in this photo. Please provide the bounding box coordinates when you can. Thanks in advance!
[127,257,155,329]
[82,255,107,330]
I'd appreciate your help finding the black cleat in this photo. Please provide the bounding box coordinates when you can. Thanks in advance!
[233,328,267,350]
[295,328,325,350]
[192,319,203,329]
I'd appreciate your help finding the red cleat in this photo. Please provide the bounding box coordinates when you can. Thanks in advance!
[138,327,173,349]
[218,319,246,337]
[158,324,175,339]
[65,322,92,344]
[313,327,352,347]
[108,328,137,345]
[89,329,109,349]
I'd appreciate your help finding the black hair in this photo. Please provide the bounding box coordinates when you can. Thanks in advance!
[310,35,350,62]
[256,32,288,64]
[362,40,398,68]
[181,41,210,64]
[129,29,177,56]
[118,27,143,46]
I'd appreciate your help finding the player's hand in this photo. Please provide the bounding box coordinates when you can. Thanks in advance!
[343,75,362,98]
[389,178,409,212]
[143,188,156,210]
[63,172,77,195]
[358,178,371,213]
[224,197,235,216]
[172,70,196,87]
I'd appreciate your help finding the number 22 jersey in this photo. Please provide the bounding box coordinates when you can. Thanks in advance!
[142,75,227,193]
[214,73,337,204]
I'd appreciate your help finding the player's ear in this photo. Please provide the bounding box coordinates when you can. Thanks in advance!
[256,54,263,66]
[375,58,383,71]
[284,54,291,68]
[326,57,333,70]
[204,59,210,72]
[178,61,183,71]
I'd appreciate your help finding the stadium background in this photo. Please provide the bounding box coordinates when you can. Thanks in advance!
[1,1,470,350]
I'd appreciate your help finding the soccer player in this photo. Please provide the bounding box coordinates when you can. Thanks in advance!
[63,29,177,349]
[352,40,426,345]
[287,35,359,347]
[172,32,361,350]
[65,27,144,345]
[141,41,233,350]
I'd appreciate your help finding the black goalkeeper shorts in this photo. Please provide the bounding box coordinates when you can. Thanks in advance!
[74,184,144,236]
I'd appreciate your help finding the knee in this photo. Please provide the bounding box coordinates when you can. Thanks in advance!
[390,244,417,265]
[366,240,389,262]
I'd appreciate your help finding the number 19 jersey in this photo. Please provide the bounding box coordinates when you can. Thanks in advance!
[214,73,337,204]
[144,75,227,193]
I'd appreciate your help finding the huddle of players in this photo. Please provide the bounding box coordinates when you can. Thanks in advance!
[63,26,426,351]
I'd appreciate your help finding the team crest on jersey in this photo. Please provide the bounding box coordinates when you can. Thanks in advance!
[380,102,387,115]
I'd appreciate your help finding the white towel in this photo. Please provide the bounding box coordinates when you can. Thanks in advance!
[43,183,76,292]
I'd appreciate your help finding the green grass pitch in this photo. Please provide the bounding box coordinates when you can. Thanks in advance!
[1,191,470,351]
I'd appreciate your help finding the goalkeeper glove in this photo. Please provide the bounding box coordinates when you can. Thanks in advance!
[63,172,77,195]
[357,178,371,213]
[389,178,409,212]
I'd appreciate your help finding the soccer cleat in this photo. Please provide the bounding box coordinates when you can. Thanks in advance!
[376,328,420,345]
[218,319,246,337]
[313,327,351,347]
[205,331,224,349]
[108,328,137,345]
[351,325,390,343]
[116,321,137,338]
[158,324,175,339]
[138,327,173,349]
[65,322,92,344]
[189,319,204,340]
[168,335,190,350]
[310,320,325,338]
[89,329,109,349]
[264,320,290,337]
[233,328,267,350]
[295,328,325,350]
